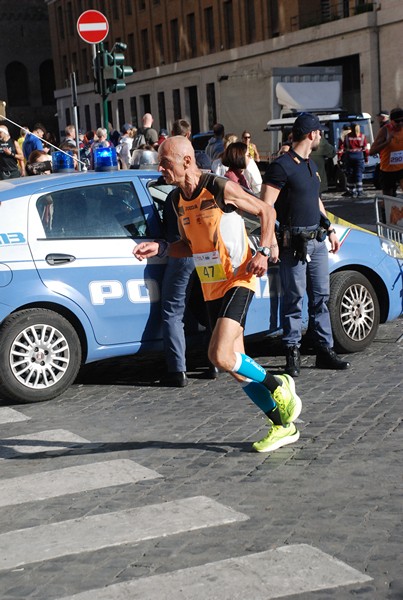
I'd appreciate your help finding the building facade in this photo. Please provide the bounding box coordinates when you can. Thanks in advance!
[46,0,403,155]
[0,0,56,138]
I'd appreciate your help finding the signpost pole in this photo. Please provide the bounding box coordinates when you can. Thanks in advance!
[97,42,109,131]
[70,72,82,171]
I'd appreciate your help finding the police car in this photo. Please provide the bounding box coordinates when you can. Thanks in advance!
[0,169,402,403]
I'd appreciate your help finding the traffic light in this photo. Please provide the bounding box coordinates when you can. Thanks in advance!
[93,44,133,98]
[103,50,116,95]
[112,51,133,92]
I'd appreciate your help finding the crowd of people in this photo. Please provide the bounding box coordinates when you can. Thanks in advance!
[0,112,163,180]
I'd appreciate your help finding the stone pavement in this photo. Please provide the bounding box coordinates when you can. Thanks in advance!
[0,316,402,600]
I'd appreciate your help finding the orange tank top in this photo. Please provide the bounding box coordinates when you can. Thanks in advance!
[174,174,256,301]
[380,124,403,172]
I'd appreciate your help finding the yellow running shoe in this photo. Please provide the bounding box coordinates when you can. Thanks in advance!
[272,374,302,425]
[252,423,300,453]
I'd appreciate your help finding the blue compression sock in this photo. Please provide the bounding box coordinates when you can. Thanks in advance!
[232,352,266,382]
[241,380,276,414]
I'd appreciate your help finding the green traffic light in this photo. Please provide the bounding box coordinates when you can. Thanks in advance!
[94,44,133,96]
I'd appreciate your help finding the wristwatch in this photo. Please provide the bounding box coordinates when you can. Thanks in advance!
[327,228,336,236]
[256,246,271,257]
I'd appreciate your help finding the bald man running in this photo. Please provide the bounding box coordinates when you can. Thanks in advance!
[133,136,302,452]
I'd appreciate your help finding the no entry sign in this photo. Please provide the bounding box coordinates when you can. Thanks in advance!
[77,10,109,44]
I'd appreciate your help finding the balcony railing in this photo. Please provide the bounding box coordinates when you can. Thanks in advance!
[290,2,375,32]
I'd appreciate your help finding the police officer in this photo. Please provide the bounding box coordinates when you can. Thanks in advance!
[261,112,350,377]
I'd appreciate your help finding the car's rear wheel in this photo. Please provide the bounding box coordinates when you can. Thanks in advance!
[0,309,82,403]
[329,271,380,353]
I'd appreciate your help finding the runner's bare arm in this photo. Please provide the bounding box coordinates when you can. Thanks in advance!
[369,126,388,156]
[133,238,192,261]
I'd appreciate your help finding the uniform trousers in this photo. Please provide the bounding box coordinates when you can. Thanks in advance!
[345,154,365,195]
[279,238,334,349]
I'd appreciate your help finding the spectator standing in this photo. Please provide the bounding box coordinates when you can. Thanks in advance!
[171,119,211,171]
[80,130,95,168]
[133,113,158,149]
[310,133,336,193]
[22,123,47,160]
[369,107,403,197]
[62,125,77,148]
[134,135,302,453]
[205,123,225,161]
[222,142,250,188]
[26,150,52,176]
[90,127,111,169]
[211,133,237,176]
[338,123,368,198]
[116,123,134,169]
[157,128,169,147]
[17,126,29,176]
[261,112,350,377]
[17,126,29,149]
[43,131,58,154]
[109,123,121,147]
[241,130,260,162]
[0,125,23,180]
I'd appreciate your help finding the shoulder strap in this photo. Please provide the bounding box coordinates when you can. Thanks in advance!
[170,187,182,217]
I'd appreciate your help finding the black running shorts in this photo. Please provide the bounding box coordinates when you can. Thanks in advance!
[206,286,254,330]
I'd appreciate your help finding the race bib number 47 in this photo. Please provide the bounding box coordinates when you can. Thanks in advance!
[193,250,227,283]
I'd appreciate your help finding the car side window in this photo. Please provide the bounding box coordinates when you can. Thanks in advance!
[37,183,150,239]
[147,181,176,222]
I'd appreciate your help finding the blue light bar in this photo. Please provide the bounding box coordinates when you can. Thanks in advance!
[52,151,75,173]
[93,146,118,171]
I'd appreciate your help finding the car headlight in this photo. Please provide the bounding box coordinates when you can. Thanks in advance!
[379,236,403,259]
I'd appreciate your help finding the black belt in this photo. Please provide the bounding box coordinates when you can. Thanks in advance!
[280,226,319,239]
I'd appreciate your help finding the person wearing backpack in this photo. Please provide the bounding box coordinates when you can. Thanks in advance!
[132,113,158,150]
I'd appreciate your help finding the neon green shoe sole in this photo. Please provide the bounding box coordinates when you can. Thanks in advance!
[253,423,300,453]
[272,374,302,425]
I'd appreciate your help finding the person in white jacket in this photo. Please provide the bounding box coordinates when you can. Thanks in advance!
[116,123,134,169]
[244,157,263,194]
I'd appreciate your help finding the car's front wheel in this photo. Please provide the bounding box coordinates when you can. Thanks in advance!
[0,309,82,403]
[329,271,380,353]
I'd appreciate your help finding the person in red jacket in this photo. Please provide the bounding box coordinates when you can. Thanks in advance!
[338,123,368,198]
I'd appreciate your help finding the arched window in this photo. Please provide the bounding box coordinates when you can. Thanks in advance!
[5,62,30,106]
[40,60,56,106]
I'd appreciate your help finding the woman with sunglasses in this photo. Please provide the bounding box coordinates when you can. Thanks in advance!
[241,130,260,162]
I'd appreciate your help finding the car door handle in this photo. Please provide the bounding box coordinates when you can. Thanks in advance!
[45,253,76,265]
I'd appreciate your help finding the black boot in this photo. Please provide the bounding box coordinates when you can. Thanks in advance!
[285,346,301,377]
[159,371,189,387]
[201,363,220,379]
[316,347,350,370]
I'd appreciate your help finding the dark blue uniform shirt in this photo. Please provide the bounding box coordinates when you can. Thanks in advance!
[263,148,321,227]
